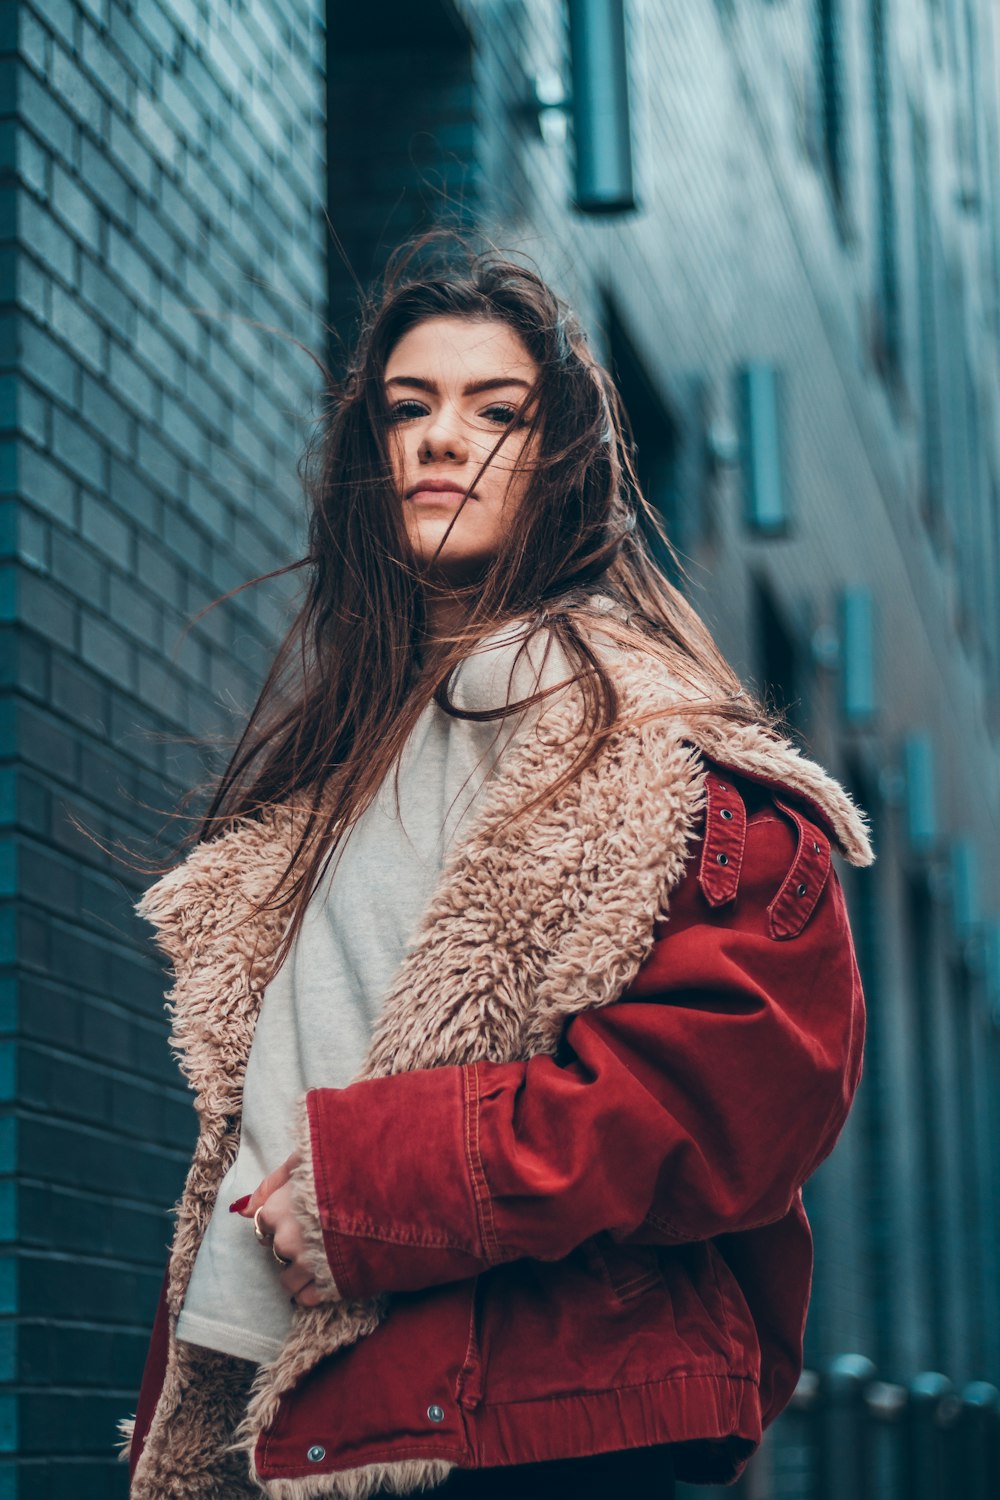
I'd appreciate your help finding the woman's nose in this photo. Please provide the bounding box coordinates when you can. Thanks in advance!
[419,409,469,462]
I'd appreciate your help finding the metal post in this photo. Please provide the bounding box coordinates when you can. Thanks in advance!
[905,1372,960,1500]
[957,1382,999,1500]
[863,1379,908,1500]
[820,1354,876,1500]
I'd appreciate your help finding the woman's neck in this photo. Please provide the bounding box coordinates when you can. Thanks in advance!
[417,594,472,674]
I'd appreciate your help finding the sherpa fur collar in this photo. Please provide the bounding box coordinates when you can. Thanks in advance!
[121,640,874,1499]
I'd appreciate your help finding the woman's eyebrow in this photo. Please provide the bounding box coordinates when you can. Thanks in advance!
[384,375,532,395]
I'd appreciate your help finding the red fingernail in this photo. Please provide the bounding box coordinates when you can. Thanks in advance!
[229,1195,251,1213]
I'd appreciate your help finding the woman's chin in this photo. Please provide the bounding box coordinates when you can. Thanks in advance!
[412,548,494,590]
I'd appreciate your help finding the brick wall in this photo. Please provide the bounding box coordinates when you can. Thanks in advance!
[0,0,326,1492]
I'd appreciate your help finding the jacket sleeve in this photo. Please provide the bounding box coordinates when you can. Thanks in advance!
[291,794,867,1301]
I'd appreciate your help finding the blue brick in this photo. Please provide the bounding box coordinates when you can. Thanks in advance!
[17,446,75,527]
[18,198,76,288]
[107,454,158,531]
[16,505,47,573]
[15,125,48,200]
[79,492,130,570]
[78,17,130,105]
[19,323,76,406]
[134,3,179,68]
[80,374,135,460]
[106,109,154,195]
[104,223,156,307]
[19,569,76,647]
[107,342,157,422]
[51,407,104,491]
[106,5,156,85]
[50,41,105,135]
[14,385,45,452]
[14,255,49,327]
[108,571,160,643]
[18,69,77,163]
[23,0,75,50]
[50,282,105,372]
[79,254,133,341]
[136,422,184,500]
[50,528,105,609]
[50,163,102,253]
[79,136,134,227]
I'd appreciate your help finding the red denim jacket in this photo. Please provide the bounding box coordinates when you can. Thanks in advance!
[129,760,866,1488]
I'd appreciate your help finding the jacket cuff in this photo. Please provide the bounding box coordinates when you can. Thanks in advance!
[290,1092,343,1302]
[305,1067,493,1300]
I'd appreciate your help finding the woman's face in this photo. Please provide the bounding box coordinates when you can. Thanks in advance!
[384,315,541,584]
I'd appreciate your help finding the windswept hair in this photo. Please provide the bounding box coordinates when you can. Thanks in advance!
[165,230,779,967]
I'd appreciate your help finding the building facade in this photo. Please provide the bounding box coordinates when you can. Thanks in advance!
[1,0,998,1495]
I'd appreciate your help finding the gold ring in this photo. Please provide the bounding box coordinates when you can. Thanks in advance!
[253,1206,271,1244]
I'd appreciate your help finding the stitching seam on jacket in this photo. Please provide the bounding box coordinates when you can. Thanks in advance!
[464,1064,503,1264]
[309,1095,355,1295]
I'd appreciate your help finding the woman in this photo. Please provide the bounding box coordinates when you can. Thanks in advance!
[119,239,874,1499]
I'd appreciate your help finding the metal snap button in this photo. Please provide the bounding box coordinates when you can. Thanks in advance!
[716,852,729,865]
[797,882,808,896]
[720,808,734,820]
[427,1404,445,1423]
[306,1445,326,1463]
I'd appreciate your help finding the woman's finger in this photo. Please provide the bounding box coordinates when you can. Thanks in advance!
[231,1154,297,1217]
[289,1277,321,1307]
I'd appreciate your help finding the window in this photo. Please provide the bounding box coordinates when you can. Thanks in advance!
[602,298,686,585]
[869,0,902,388]
[754,576,806,735]
[815,0,849,232]
[839,586,877,724]
[736,363,790,537]
[910,106,945,535]
[325,2,476,349]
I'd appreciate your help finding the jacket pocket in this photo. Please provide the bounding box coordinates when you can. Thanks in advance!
[583,1234,664,1305]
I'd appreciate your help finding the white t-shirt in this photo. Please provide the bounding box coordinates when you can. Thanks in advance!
[176,622,575,1364]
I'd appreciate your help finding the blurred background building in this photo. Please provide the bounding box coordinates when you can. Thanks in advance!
[1,0,998,1495]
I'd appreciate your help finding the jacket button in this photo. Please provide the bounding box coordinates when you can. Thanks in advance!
[306,1445,326,1462]
[427,1404,445,1423]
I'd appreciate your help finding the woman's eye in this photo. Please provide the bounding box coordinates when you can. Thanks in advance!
[387,400,428,422]
[482,404,526,427]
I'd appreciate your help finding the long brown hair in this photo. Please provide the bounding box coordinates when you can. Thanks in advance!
[181,231,778,966]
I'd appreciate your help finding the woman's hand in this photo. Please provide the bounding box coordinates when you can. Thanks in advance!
[231,1154,328,1308]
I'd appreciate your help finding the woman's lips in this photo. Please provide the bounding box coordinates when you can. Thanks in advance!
[407,487,475,504]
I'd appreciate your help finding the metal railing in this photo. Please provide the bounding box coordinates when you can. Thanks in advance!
[765,1356,1000,1500]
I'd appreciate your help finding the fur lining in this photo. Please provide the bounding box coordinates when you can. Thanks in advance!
[127,644,875,1496]
[290,1092,341,1302]
[116,1413,135,1463]
[246,1459,457,1500]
